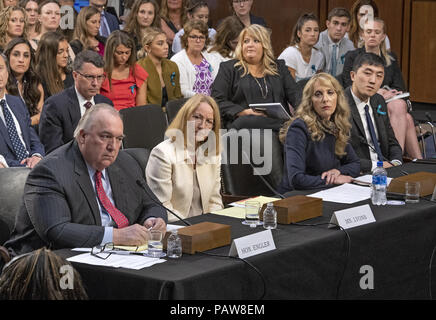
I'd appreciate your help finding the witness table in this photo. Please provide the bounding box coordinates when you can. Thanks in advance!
[57,162,436,299]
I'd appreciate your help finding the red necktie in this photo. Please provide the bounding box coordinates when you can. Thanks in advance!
[94,171,129,228]
[84,101,92,109]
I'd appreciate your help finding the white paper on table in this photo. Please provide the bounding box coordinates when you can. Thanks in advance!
[353,174,393,186]
[167,224,186,232]
[67,252,166,270]
[309,183,371,204]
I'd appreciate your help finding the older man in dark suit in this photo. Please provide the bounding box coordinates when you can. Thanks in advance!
[0,53,44,168]
[39,50,113,154]
[3,104,167,261]
[345,52,403,173]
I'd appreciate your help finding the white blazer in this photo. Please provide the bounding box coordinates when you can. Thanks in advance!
[145,139,223,222]
[170,49,221,98]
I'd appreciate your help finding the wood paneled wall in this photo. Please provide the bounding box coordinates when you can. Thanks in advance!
[203,0,434,103]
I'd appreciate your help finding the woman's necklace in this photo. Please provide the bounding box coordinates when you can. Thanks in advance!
[253,76,268,99]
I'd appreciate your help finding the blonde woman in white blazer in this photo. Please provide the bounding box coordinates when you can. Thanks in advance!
[170,20,220,98]
[146,94,223,222]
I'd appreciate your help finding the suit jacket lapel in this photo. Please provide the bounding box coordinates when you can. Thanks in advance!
[370,95,388,152]
[67,87,81,128]
[0,111,12,151]
[3,96,29,152]
[73,142,101,226]
[346,88,366,138]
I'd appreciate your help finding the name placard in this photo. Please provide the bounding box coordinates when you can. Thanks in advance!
[228,230,276,258]
[329,204,376,229]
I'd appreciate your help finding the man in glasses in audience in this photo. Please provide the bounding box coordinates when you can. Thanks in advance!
[39,50,113,154]
[2,103,167,265]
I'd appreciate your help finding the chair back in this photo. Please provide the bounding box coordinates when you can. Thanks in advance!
[120,104,168,149]
[121,148,151,176]
[166,98,189,125]
[221,129,284,197]
[0,167,30,244]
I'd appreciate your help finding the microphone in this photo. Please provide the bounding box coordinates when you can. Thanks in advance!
[425,112,436,151]
[241,151,285,199]
[358,136,409,175]
[136,179,191,226]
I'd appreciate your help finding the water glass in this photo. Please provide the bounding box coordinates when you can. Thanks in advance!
[146,230,165,258]
[405,181,420,203]
[242,201,262,227]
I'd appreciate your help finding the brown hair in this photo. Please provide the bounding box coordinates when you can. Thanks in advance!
[124,0,161,38]
[208,15,244,59]
[349,0,379,48]
[180,19,210,50]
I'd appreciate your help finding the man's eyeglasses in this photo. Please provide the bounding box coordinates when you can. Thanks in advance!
[91,242,114,260]
[76,71,106,82]
[188,35,206,41]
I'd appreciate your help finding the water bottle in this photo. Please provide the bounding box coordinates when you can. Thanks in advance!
[371,161,387,206]
[263,203,277,229]
[166,229,182,259]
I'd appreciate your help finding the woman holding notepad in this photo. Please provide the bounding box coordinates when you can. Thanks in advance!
[278,73,360,191]
[211,24,298,131]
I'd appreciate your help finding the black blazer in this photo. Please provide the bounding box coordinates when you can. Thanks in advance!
[70,35,107,55]
[345,87,403,173]
[5,140,167,255]
[342,47,406,91]
[39,86,113,154]
[211,59,299,127]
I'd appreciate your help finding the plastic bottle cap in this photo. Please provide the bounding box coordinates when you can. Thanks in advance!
[377,161,383,167]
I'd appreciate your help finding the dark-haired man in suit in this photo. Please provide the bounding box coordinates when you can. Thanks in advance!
[3,104,167,261]
[0,53,45,168]
[345,52,402,173]
[39,50,113,154]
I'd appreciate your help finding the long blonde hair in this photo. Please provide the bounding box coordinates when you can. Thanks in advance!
[280,73,351,157]
[166,94,221,156]
[363,17,392,66]
[72,6,100,49]
[234,24,278,77]
[0,6,28,48]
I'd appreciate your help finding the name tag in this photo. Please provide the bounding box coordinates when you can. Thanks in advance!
[228,230,276,259]
[329,204,376,229]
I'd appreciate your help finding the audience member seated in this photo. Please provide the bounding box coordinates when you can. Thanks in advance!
[0,6,26,52]
[278,73,360,192]
[278,13,324,82]
[0,248,88,299]
[314,7,355,77]
[100,30,148,110]
[228,0,266,28]
[123,0,161,59]
[160,0,187,56]
[70,6,106,57]
[172,0,216,55]
[342,18,422,159]
[39,50,113,154]
[57,0,77,42]
[212,24,298,131]
[4,38,44,126]
[146,94,223,221]
[0,52,44,168]
[348,0,391,50]
[89,0,120,38]
[20,0,39,40]
[137,27,182,107]
[30,0,76,62]
[345,52,403,173]
[4,104,167,257]
[35,32,74,100]
[171,20,220,98]
[0,0,18,10]
[207,15,244,64]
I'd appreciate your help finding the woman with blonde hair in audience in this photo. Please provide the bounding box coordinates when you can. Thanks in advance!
[123,0,161,58]
[70,5,106,56]
[137,27,182,107]
[278,73,360,192]
[207,15,244,64]
[35,31,74,99]
[100,30,148,110]
[171,20,219,98]
[342,18,422,159]
[211,24,298,131]
[20,0,38,40]
[0,247,88,300]
[5,37,44,126]
[160,0,188,54]
[0,6,27,52]
[278,13,324,82]
[146,93,223,222]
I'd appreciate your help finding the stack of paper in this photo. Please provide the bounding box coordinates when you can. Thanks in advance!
[67,252,165,270]
[309,183,371,204]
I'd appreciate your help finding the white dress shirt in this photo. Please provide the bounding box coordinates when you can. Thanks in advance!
[0,95,28,150]
[75,87,96,116]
